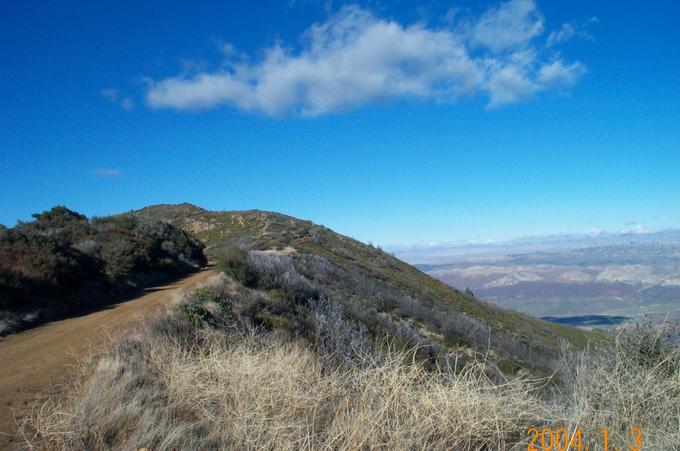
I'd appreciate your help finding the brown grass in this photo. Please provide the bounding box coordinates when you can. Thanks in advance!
[24,323,546,449]
[22,276,680,450]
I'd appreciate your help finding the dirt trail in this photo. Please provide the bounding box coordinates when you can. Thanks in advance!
[0,267,217,447]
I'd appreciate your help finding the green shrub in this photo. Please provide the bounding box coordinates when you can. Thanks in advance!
[216,247,257,287]
[174,287,235,327]
[0,206,207,317]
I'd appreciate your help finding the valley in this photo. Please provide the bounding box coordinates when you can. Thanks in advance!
[396,233,680,326]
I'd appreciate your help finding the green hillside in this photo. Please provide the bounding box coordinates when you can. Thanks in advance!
[131,203,605,375]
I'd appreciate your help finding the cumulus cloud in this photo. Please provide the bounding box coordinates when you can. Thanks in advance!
[538,60,587,88]
[101,88,134,110]
[146,0,588,116]
[470,0,544,52]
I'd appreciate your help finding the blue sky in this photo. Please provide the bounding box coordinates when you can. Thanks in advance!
[1,0,679,246]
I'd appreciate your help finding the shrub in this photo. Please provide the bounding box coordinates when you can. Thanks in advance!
[247,252,320,302]
[215,246,257,287]
[0,227,100,308]
[310,296,371,366]
[553,322,680,448]
[174,287,235,327]
[0,207,207,332]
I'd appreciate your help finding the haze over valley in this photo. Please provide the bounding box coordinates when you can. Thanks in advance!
[395,230,680,325]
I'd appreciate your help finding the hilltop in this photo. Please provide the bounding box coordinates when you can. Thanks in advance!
[131,203,603,375]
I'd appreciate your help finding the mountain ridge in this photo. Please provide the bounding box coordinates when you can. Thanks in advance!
[129,202,605,375]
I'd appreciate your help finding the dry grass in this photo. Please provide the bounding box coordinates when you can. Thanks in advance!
[552,327,680,449]
[25,325,546,450]
[22,277,680,450]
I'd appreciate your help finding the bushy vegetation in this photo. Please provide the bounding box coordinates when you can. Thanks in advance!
[133,204,607,376]
[214,246,257,287]
[9,204,677,449]
[552,322,680,448]
[208,246,587,375]
[0,206,206,334]
[24,273,680,450]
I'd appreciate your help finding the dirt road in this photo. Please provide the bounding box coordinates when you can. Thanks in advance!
[0,267,217,448]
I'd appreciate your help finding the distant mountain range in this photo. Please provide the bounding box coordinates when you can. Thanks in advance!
[394,231,680,322]
[392,229,680,265]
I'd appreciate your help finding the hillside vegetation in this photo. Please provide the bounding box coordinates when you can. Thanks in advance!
[132,203,604,375]
[0,206,206,335]
[20,203,680,449]
[27,273,680,449]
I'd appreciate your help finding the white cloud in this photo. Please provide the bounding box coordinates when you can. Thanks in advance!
[146,0,588,116]
[487,64,538,107]
[538,60,586,88]
[547,23,576,46]
[626,225,649,234]
[586,227,605,236]
[101,88,134,110]
[621,221,649,234]
[218,41,236,56]
[546,16,598,47]
[93,167,123,178]
[470,0,544,52]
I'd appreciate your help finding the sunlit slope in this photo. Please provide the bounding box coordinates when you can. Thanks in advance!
[131,203,605,374]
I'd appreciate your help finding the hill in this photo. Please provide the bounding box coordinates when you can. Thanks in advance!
[23,204,680,450]
[131,203,603,375]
